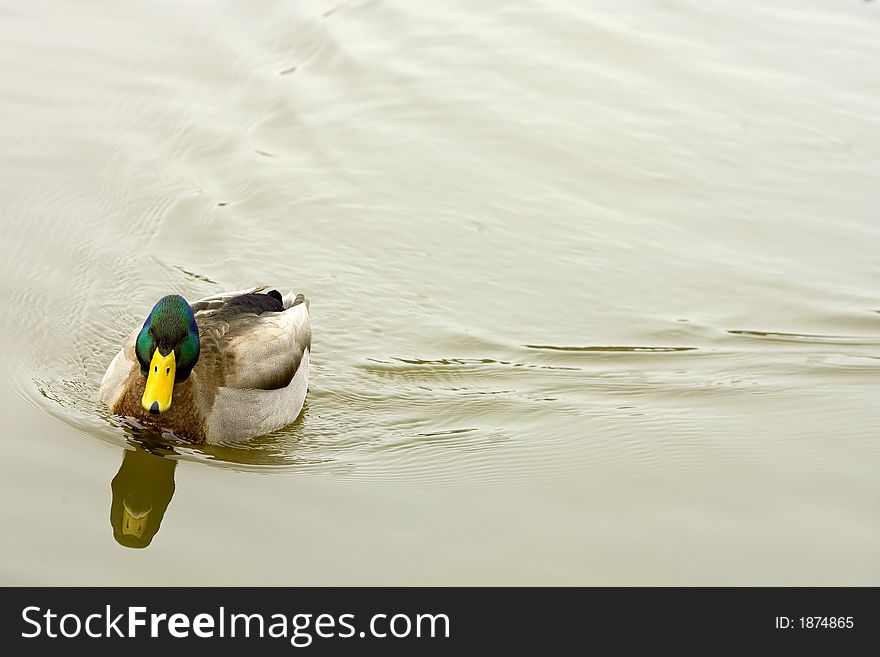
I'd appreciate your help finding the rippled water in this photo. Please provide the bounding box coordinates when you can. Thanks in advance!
[1,0,879,584]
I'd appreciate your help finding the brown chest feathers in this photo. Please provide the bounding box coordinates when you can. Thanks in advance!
[112,367,210,442]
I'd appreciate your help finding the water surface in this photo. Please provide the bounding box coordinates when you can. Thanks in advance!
[1,0,879,584]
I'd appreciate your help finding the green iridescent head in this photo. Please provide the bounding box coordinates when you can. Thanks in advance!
[135,295,200,414]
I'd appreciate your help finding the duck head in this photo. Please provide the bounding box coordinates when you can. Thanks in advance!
[135,295,200,414]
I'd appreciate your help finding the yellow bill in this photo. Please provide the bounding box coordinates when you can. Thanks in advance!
[142,348,176,414]
[121,497,152,538]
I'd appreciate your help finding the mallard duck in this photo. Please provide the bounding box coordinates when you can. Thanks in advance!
[99,286,311,443]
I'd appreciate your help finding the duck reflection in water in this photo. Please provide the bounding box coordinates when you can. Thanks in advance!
[110,443,177,549]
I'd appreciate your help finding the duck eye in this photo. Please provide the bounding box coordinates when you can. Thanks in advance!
[154,366,158,373]
[165,367,170,375]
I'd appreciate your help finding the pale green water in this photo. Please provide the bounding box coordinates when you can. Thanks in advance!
[1,0,879,584]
